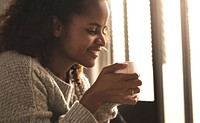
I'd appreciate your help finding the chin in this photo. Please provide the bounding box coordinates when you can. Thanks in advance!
[81,60,96,68]
[85,63,95,68]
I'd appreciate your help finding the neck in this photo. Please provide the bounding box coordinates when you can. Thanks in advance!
[46,51,75,81]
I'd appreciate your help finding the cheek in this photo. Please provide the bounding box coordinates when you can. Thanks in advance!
[62,34,94,54]
[59,26,96,54]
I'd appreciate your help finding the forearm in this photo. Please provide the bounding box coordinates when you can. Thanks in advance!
[59,101,98,123]
[95,103,118,123]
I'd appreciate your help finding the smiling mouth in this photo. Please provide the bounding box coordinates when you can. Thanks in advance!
[89,49,100,53]
[87,48,101,57]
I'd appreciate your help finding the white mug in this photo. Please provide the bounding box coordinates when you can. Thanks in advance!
[115,61,138,74]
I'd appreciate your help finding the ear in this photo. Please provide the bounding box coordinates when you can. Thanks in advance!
[52,16,62,37]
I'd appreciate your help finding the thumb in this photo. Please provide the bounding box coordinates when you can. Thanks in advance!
[102,63,128,73]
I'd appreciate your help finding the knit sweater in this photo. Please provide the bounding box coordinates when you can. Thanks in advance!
[0,51,117,123]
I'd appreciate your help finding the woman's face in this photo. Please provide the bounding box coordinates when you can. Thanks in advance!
[57,0,110,68]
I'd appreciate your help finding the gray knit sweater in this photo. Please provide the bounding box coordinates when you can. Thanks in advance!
[0,51,117,123]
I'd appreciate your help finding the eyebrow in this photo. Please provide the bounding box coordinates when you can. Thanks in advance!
[88,23,101,28]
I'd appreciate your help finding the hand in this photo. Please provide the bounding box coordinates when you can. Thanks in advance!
[80,63,142,114]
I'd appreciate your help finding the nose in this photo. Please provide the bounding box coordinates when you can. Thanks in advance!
[95,33,106,46]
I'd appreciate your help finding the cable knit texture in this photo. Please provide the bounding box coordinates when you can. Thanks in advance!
[0,51,117,123]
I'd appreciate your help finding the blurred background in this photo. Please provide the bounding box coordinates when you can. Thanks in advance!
[87,0,200,123]
[1,0,199,123]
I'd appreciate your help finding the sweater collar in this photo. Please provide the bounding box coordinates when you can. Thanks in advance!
[45,68,74,95]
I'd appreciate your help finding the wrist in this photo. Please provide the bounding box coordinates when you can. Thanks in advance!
[80,90,102,115]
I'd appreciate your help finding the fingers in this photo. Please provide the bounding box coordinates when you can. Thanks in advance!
[126,94,140,105]
[96,63,142,105]
[128,87,141,95]
[115,77,141,105]
[115,92,140,105]
[102,63,128,73]
[125,79,142,89]
[114,73,142,89]
[123,89,140,105]
[118,73,140,81]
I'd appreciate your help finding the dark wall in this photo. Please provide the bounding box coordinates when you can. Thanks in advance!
[0,0,10,14]
[111,101,158,123]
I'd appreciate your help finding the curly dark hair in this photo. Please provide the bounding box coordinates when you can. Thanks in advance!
[0,0,87,83]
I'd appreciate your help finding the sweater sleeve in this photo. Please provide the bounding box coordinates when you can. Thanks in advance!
[32,63,98,123]
[0,53,53,123]
[0,52,98,123]
[95,103,118,123]
[0,67,98,123]
[58,101,97,123]
[80,74,118,123]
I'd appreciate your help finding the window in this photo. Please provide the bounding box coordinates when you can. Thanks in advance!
[162,0,185,122]
[109,0,200,123]
[110,0,154,102]
[188,1,200,123]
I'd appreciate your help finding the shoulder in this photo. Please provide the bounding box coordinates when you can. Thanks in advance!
[0,51,58,102]
[0,51,54,87]
[0,51,42,76]
[0,51,31,67]
[0,51,33,81]
[0,51,65,121]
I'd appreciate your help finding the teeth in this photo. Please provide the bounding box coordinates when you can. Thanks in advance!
[92,50,98,53]
[89,49,99,52]
[91,50,99,55]
[88,49,101,55]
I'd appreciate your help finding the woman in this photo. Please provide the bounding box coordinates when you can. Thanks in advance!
[0,0,142,122]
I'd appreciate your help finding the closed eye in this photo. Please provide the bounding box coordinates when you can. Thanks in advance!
[86,29,97,36]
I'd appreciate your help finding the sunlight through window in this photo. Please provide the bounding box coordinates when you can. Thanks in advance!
[110,0,125,62]
[110,0,199,122]
[188,1,200,123]
[162,0,185,122]
[110,0,154,101]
